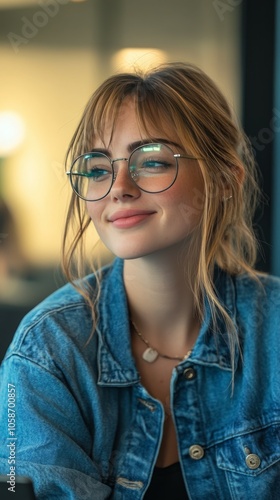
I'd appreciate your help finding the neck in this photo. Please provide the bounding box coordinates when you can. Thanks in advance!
[123,251,200,348]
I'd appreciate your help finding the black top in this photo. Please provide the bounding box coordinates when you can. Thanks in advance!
[143,462,189,499]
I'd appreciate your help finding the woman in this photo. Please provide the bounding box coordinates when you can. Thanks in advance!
[1,62,280,499]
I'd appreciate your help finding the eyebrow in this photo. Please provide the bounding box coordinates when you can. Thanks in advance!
[90,138,183,157]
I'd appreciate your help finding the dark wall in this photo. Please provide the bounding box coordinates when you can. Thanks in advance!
[241,0,277,272]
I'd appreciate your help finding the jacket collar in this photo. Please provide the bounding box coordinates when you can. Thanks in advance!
[96,259,239,386]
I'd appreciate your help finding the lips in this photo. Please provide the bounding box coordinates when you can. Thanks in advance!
[108,210,156,228]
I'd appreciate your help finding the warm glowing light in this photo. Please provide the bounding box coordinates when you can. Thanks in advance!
[0,112,25,157]
[112,49,167,73]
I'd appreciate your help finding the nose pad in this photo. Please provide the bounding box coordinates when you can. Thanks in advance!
[112,169,138,184]
[131,171,139,181]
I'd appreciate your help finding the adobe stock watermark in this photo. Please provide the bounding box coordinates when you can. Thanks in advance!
[7,0,71,54]
[177,185,221,223]
[212,0,243,22]
[6,384,16,493]
[250,108,280,154]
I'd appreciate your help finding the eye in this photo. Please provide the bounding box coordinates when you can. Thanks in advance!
[82,153,112,181]
[143,159,171,168]
[86,167,111,182]
[140,158,173,172]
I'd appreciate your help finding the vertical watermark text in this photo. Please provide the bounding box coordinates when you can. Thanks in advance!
[6,384,16,493]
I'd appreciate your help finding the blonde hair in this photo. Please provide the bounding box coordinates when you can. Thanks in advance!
[62,62,261,369]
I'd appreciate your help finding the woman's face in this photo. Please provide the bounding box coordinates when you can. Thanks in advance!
[86,99,205,260]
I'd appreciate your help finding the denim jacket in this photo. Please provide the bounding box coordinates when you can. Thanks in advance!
[1,258,280,499]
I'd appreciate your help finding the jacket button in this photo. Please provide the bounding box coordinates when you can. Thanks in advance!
[189,445,204,460]
[183,367,196,380]
[245,453,261,469]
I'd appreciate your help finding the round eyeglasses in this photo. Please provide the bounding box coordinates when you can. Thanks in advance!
[66,142,203,202]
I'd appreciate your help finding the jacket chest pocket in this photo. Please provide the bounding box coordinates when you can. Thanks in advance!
[216,423,280,499]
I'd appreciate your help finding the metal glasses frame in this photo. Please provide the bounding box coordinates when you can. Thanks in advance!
[66,142,204,201]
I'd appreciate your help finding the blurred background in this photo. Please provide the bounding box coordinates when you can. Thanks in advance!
[0,0,279,360]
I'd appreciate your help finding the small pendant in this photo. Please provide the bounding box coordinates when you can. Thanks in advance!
[142,347,159,363]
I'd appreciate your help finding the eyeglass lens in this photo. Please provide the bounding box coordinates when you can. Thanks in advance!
[70,143,178,201]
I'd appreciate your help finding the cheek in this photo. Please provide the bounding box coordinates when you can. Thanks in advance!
[165,174,205,227]
[178,187,204,223]
[170,202,202,238]
[86,202,104,231]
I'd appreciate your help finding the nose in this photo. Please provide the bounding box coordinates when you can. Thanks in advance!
[110,159,141,200]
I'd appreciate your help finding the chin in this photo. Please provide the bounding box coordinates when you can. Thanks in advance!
[98,231,193,261]
[109,249,153,260]
[104,241,161,260]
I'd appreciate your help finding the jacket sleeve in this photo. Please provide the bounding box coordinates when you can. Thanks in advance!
[0,353,112,500]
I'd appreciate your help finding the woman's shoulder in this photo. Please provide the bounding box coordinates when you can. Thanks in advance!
[232,271,280,333]
[18,274,94,327]
[234,270,280,301]
[3,260,120,368]
[215,266,280,309]
[18,260,117,325]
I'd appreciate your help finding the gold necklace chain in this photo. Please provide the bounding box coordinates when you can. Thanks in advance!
[131,320,192,363]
